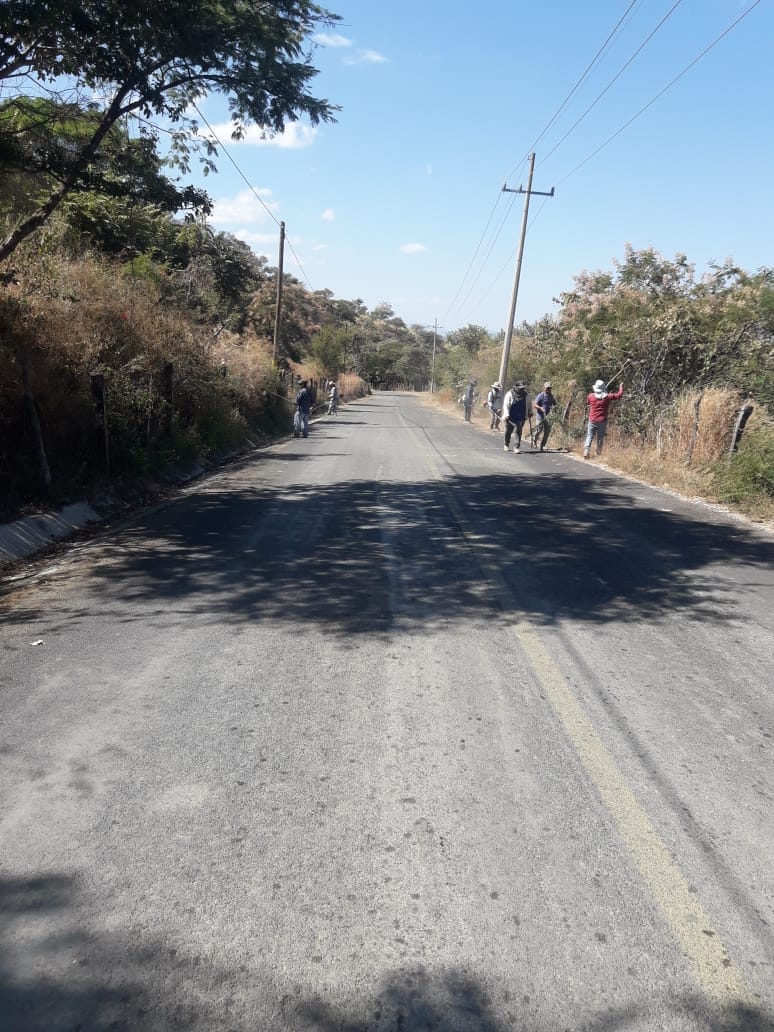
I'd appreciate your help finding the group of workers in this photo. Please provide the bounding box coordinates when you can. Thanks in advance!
[293,379,339,438]
[471,377,624,457]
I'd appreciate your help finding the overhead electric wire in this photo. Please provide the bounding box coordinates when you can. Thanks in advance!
[439,190,507,324]
[504,0,643,182]
[541,0,685,166]
[468,0,763,326]
[452,192,520,316]
[471,196,553,313]
[441,155,530,324]
[190,101,314,289]
[447,1,649,326]
[555,0,764,187]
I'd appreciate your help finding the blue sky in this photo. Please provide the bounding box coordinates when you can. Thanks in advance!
[190,0,773,335]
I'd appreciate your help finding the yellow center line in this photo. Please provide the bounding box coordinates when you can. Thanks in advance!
[414,429,756,1014]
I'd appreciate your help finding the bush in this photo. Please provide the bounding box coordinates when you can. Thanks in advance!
[713,422,774,507]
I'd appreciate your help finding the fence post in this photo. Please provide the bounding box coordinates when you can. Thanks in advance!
[729,401,754,457]
[90,371,110,478]
[685,391,704,466]
[161,362,174,437]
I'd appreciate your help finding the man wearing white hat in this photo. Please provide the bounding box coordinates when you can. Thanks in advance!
[485,381,503,429]
[584,379,624,458]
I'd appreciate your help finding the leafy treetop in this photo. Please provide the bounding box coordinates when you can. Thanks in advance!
[0,0,340,262]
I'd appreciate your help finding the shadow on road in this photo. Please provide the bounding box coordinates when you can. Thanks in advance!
[2,875,771,1032]
[56,471,774,636]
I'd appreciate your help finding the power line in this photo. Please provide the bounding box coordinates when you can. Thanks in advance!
[452,192,520,316]
[191,102,280,227]
[505,0,643,182]
[472,196,553,314]
[190,102,315,289]
[447,2,647,327]
[555,0,764,187]
[541,0,685,166]
[441,155,530,324]
[439,190,506,324]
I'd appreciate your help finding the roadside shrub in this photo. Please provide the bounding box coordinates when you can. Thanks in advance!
[713,421,774,509]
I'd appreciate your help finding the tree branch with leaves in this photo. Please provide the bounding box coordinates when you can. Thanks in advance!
[0,0,340,264]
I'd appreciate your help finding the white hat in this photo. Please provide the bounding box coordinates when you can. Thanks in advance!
[544,381,552,389]
[593,379,605,391]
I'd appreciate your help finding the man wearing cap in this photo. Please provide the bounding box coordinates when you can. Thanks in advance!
[584,379,624,458]
[532,382,557,451]
[502,381,528,452]
[294,379,313,438]
[485,381,503,429]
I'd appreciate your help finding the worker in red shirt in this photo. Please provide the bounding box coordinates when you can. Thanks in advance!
[583,379,624,458]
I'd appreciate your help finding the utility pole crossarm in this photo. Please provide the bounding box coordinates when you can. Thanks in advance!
[503,184,555,198]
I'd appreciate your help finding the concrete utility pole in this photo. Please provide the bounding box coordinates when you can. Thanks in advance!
[497,154,554,390]
[272,220,285,366]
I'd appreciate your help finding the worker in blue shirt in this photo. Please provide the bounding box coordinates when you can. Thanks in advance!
[532,382,557,451]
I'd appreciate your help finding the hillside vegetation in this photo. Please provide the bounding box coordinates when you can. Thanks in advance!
[433,248,774,521]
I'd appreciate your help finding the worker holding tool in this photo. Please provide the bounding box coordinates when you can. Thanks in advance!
[502,381,528,453]
[485,381,503,429]
[583,379,624,458]
[532,382,557,451]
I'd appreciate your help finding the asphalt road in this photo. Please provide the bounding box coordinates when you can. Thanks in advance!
[1,392,773,1032]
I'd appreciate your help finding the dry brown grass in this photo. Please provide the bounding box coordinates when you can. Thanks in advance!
[212,331,274,401]
[337,372,367,400]
[287,361,366,402]
[590,389,774,525]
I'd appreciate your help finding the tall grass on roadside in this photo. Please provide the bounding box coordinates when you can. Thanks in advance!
[0,253,284,510]
[588,388,774,523]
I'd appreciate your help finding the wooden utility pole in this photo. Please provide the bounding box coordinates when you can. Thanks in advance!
[272,220,285,366]
[497,154,554,390]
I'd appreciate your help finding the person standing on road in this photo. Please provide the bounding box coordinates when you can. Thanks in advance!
[460,379,477,422]
[295,379,313,438]
[485,381,503,429]
[502,382,528,453]
[532,382,557,451]
[584,379,624,458]
[327,382,339,415]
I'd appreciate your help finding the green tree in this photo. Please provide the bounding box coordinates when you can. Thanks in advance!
[445,323,494,355]
[310,325,347,378]
[0,0,339,263]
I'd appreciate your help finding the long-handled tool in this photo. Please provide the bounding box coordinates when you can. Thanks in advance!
[606,358,631,389]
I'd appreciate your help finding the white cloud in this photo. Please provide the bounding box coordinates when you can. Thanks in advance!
[207,121,318,149]
[211,189,279,227]
[313,32,352,47]
[344,49,388,65]
[321,208,335,222]
[400,243,428,254]
[426,164,433,177]
[230,230,279,248]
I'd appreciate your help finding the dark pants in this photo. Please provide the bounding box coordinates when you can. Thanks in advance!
[504,419,524,448]
[533,417,551,449]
